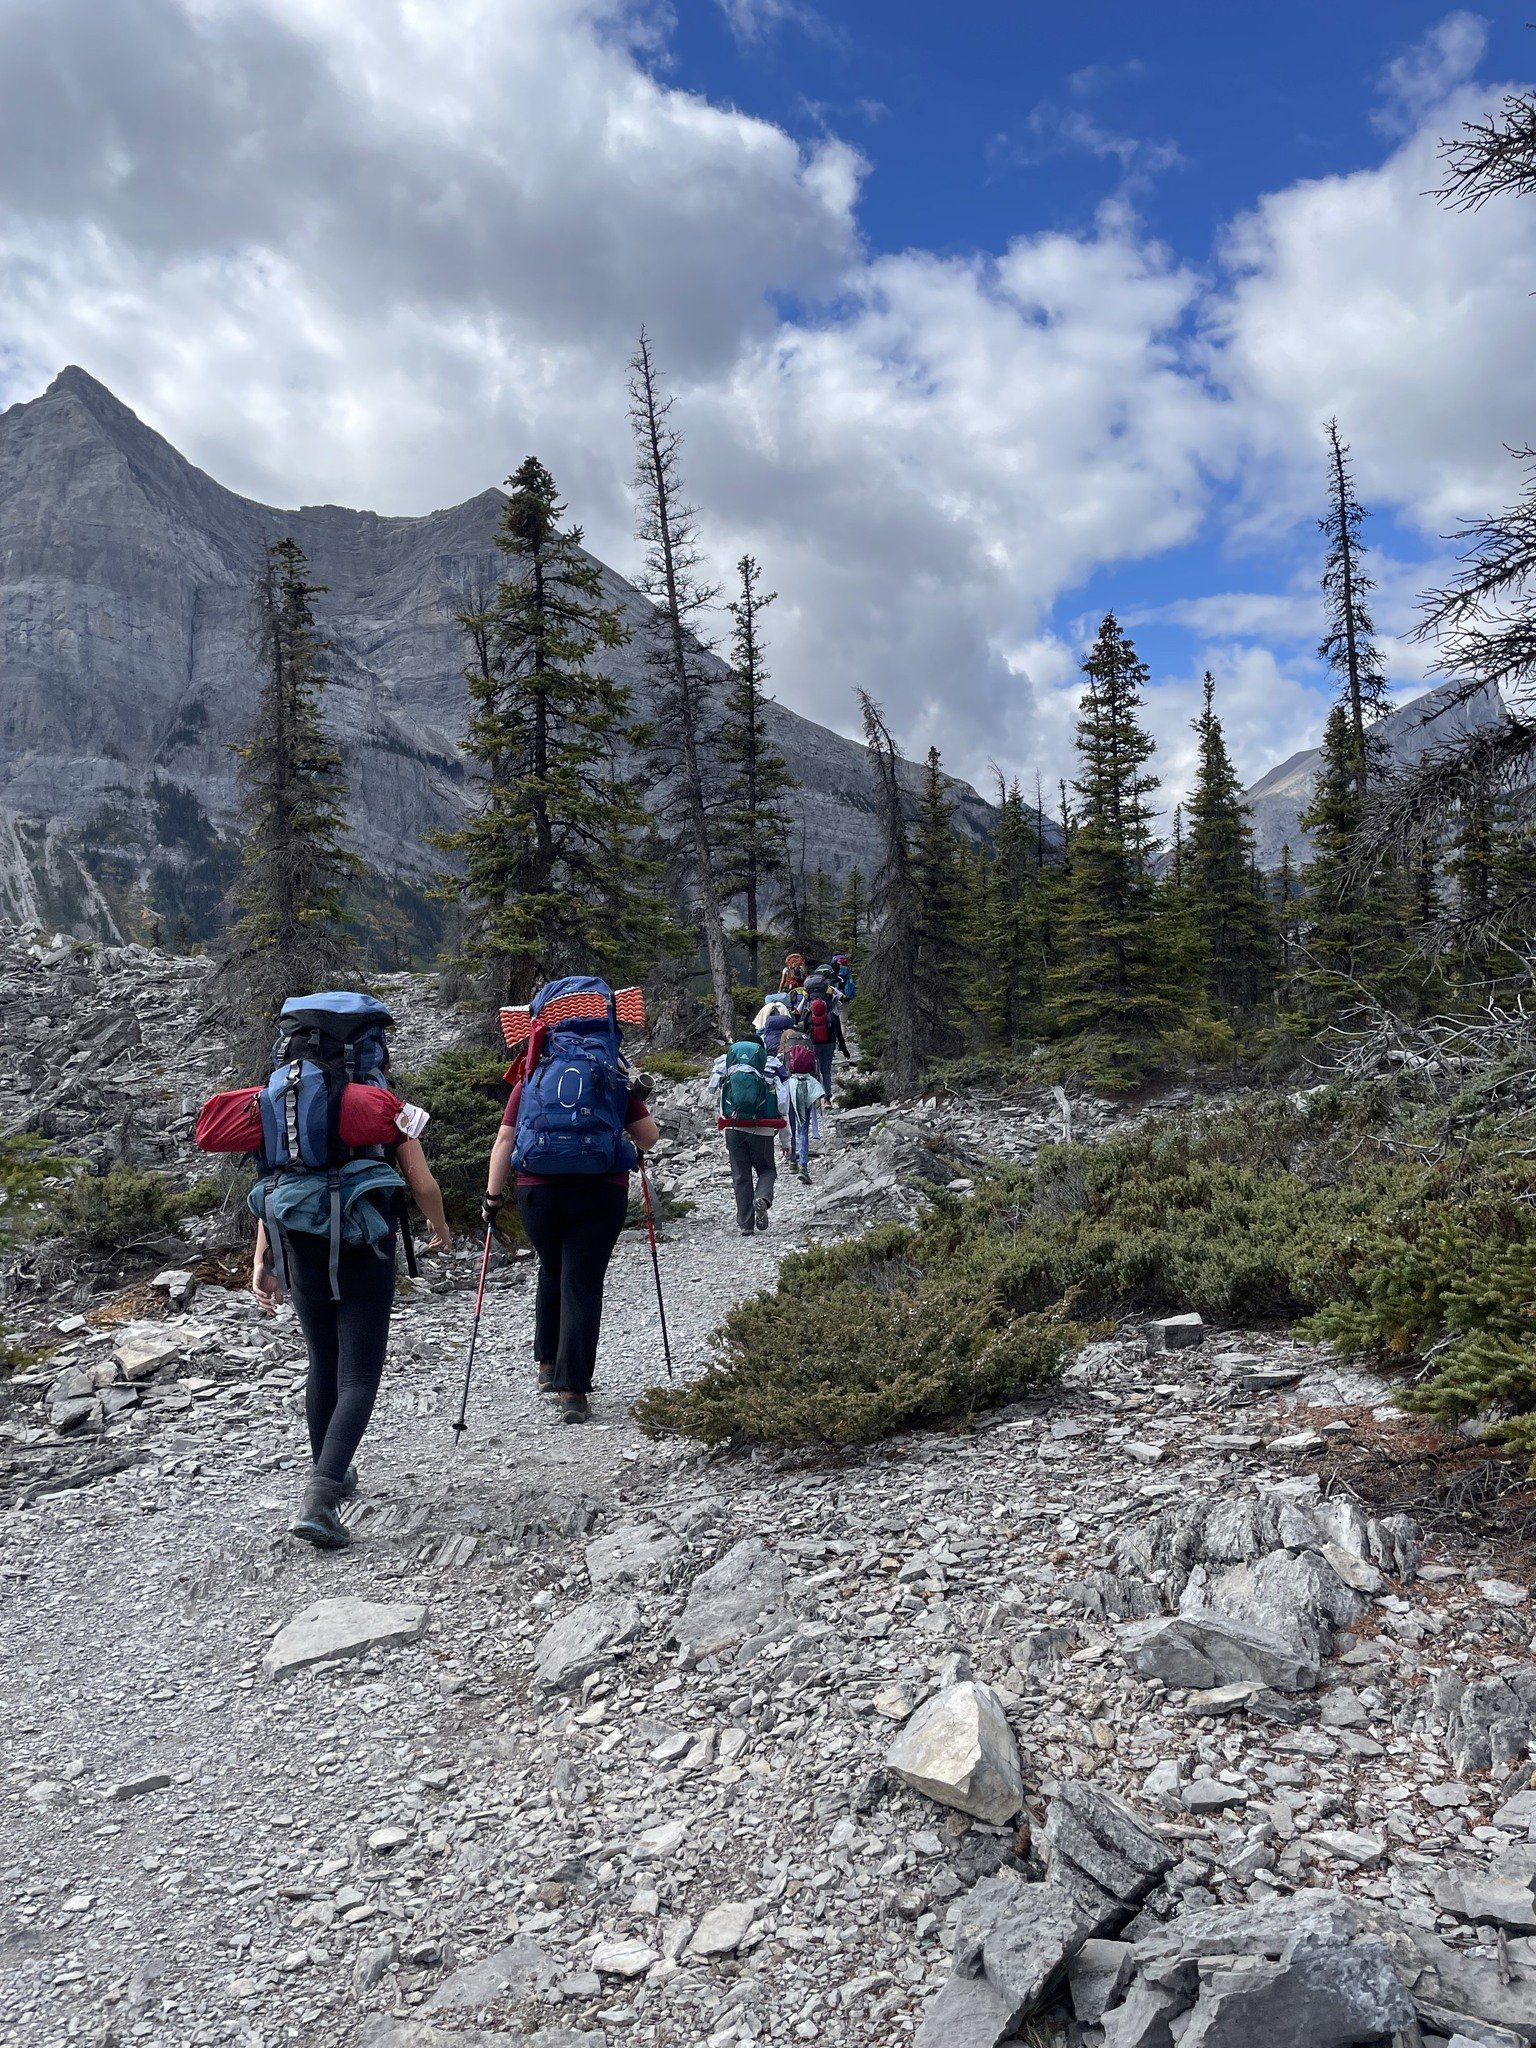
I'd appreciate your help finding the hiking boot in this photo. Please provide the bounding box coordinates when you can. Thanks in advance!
[290,1474,351,1551]
[738,1225,756,1236]
[798,1168,812,1185]
[559,1392,590,1425]
[537,1361,557,1396]
[753,1197,770,1231]
[338,1464,359,1500]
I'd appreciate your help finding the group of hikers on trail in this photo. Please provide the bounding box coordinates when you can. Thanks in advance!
[193,954,851,1551]
[708,950,855,1234]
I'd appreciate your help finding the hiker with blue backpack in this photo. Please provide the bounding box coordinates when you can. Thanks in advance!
[482,978,659,1426]
[196,991,452,1552]
[753,990,796,1061]
[710,1037,787,1234]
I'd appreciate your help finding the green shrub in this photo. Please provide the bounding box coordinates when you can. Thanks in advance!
[625,1183,695,1230]
[0,1134,59,1244]
[836,1069,888,1110]
[50,1167,216,1252]
[635,1222,1079,1449]
[639,1078,1536,1458]
[398,1045,511,1225]
[642,1049,708,1083]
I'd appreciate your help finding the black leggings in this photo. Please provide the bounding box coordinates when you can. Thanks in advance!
[516,1180,629,1396]
[285,1236,396,1483]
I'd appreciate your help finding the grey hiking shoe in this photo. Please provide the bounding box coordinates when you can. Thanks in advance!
[559,1392,590,1425]
[753,1197,770,1231]
[338,1464,359,1500]
[537,1361,558,1396]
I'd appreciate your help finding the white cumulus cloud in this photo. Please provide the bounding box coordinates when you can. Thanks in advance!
[0,0,1531,810]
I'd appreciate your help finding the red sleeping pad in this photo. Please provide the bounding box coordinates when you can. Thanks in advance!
[194,1082,405,1153]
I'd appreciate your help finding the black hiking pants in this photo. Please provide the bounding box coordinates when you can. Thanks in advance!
[814,1040,835,1102]
[516,1180,629,1396]
[286,1235,396,1485]
[725,1129,777,1230]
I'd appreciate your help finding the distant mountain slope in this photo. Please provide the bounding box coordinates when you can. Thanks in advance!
[0,367,998,943]
[1242,679,1511,868]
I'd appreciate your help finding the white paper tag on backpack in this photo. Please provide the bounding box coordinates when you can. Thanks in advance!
[395,1102,430,1139]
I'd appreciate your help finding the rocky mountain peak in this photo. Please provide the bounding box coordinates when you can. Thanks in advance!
[0,369,1000,945]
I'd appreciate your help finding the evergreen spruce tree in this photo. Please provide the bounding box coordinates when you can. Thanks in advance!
[1153,807,1207,1013]
[836,867,866,962]
[432,457,671,1005]
[1444,783,1536,968]
[1277,843,1299,980]
[219,538,360,1068]
[1046,615,1180,1082]
[718,556,795,986]
[800,867,839,962]
[911,747,974,1059]
[1185,672,1274,1016]
[1297,705,1410,1011]
[981,780,1046,1048]
[627,330,735,1038]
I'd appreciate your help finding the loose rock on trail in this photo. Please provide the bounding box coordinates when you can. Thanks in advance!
[1,926,1535,2048]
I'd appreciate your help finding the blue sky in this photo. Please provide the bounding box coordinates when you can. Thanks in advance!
[656,2,1536,789]
[1,1,1533,813]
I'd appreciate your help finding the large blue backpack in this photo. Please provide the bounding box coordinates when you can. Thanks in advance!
[255,992,404,1298]
[511,977,638,1177]
[259,992,393,1171]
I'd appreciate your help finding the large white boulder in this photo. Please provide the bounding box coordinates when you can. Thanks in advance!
[886,1680,1023,1824]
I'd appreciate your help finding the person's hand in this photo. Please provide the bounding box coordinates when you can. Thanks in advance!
[427,1223,452,1253]
[251,1263,280,1315]
[480,1191,503,1230]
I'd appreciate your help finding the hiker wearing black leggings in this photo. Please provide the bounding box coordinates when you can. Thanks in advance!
[252,1134,450,1548]
[484,1087,659,1424]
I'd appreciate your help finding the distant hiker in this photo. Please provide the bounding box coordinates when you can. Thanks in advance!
[781,1051,824,1183]
[807,992,849,1105]
[211,992,452,1552]
[779,951,806,994]
[804,964,832,1002]
[710,1038,786,1234]
[483,978,659,1426]
[831,954,856,1003]
[755,991,796,1060]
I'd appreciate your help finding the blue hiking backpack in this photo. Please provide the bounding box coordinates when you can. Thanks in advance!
[259,992,393,1171]
[511,977,638,1177]
[255,992,406,1299]
[761,1007,793,1056]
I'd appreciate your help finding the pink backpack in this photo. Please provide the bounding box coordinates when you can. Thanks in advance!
[789,1043,816,1076]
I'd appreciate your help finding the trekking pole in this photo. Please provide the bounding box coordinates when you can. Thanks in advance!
[451,1225,495,1447]
[638,1158,674,1381]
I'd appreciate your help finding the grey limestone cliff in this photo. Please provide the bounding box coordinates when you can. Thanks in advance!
[1242,677,1510,869]
[0,367,996,941]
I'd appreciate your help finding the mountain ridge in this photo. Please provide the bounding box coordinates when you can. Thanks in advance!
[0,368,998,945]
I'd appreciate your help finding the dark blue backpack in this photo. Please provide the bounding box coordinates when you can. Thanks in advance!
[511,977,638,1177]
[259,992,393,1172]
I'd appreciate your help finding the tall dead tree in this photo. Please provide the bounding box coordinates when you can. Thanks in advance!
[627,331,734,1038]
[859,691,923,1094]
[1320,419,1390,795]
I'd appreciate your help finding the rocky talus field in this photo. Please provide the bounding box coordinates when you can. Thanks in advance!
[2,929,1535,2048]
